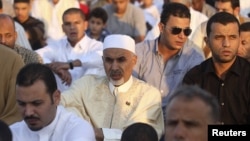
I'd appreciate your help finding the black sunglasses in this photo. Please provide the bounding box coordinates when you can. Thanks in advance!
[165,26,192,36]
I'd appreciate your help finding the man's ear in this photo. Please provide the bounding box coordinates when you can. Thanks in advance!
[233,7,240,17]
[53,90,61,105]
[132,55,137,66]
[204,36,209,47]
[158,22,164,33]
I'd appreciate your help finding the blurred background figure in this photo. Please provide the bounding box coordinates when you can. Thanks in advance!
[191,0,216,18]
[2,0,15,16]
[0,0,32,50]
[13,0,46,50]
[85,7,110,42]
[31,0,80,44]
[0,14,42,64]
[86,0,111,10]
[103,0,147,43]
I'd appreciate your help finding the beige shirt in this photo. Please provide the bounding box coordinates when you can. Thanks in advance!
[61,75,164,140]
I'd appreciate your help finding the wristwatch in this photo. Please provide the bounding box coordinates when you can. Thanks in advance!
[68,60,74,70]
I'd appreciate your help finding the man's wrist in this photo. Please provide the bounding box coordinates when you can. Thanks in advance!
[68,61,74,70]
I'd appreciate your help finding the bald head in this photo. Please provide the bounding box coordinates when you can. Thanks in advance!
[0,14,17,49]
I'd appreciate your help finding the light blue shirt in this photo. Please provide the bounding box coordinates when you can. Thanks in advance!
[133,38,205,106]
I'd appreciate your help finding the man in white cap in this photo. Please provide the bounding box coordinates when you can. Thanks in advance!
[60,34,164,141]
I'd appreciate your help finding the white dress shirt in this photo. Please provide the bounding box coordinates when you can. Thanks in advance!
[36,35,105,91]
[10,105,96,141]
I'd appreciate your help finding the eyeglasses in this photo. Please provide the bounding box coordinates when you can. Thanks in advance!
[165,26,192,36]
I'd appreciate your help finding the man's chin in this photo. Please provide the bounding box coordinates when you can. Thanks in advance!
[28,125,42,131]
[110,78,124,86]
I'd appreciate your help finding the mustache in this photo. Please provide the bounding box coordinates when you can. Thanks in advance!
[24,116,40,120]
[110,70,122,76]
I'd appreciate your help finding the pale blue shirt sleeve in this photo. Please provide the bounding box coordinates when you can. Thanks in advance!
[14,22,32,50]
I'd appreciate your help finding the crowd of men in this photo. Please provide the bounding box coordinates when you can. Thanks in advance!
[1,0,250,141]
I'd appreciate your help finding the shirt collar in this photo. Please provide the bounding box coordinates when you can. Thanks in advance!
[204,57,241,76]
[109,76,133,95]
[65,35,88,49]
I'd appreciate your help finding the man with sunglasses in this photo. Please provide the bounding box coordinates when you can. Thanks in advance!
[133,2,205,119]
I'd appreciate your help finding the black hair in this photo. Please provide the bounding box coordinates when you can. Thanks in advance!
[206,12,240,37]
[16,63,57,103]
[88,7,108,23]
[160,2,190,25]
[121,122,158,141]
[62,8,86,22]
[215,0,239,9]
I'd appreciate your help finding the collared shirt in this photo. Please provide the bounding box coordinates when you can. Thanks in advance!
[183,57,250,124]
[133,38,205,107]
[10,105,96,141]
[36,35,105,92]
[109,76,133,95]
[61,75,164,140]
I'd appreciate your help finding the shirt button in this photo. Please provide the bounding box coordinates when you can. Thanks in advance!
[221,102,224,106]
[221,83,224,86]
[160,90,163,93]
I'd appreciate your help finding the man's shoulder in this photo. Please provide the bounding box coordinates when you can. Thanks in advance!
[56,106,94,134]
[27,16,44,25]
[57,106,87,125]
[0,44,18,56]
[82,35,103,47]
[135,40,156,54]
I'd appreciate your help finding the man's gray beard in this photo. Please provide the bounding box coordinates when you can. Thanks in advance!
[110,77,125,86]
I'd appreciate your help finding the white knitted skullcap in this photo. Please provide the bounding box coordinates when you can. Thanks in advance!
[103,34,135,54]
